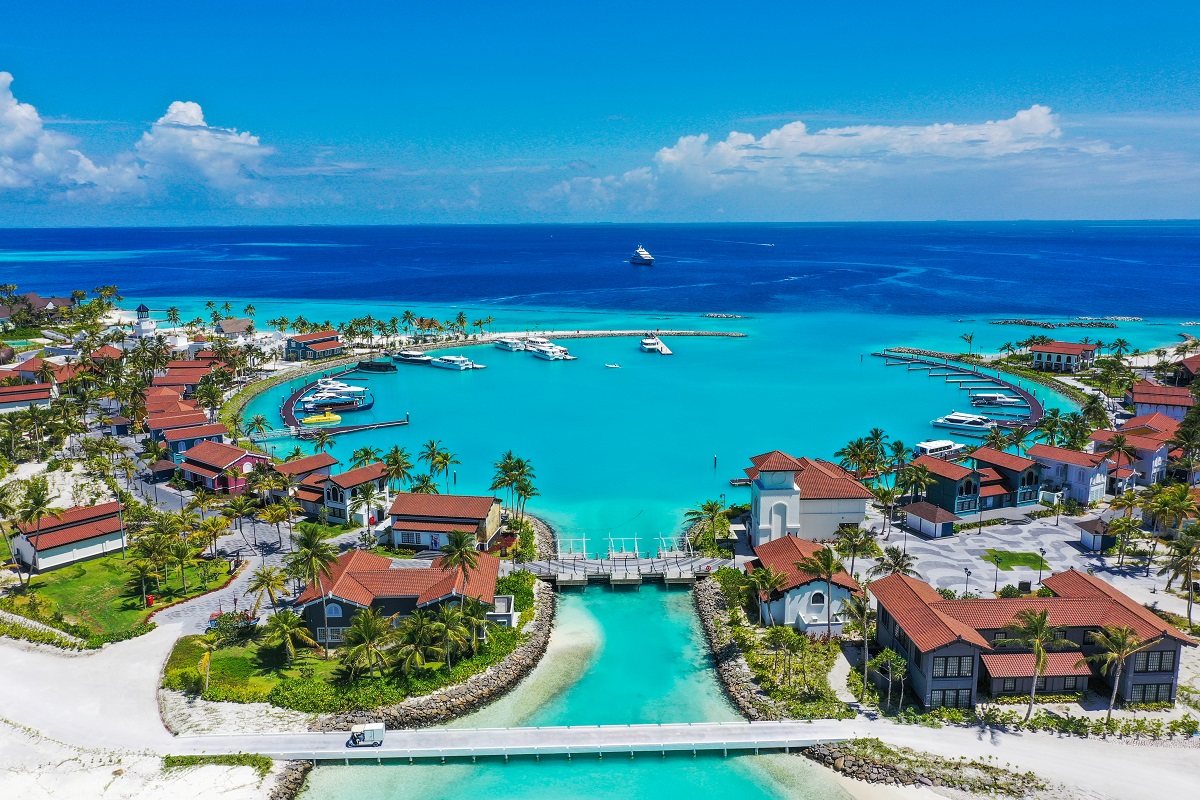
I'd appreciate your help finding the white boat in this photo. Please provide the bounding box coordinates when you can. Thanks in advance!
[395,350,433,365]
[630,245,654,266]
[640,335,663,353]
[913,439,966,460]
[524,336,551,348]
[315,379,366,393]
[431,355,476,370]
[931,411,997,433]
[605,363,621,369]
[970,392,1026,408]
[529,342,569,360]
[494,338,525,351]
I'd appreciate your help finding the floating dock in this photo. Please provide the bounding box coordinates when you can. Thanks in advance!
[873,351,1044,427]
[279,366,410,436]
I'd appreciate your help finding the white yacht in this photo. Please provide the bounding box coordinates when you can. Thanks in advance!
[524,336,552,348]
[970,392,1026,408]
[931,411,997,433]
[640,335,663,353]
[315,378,367,393]
[913,439,966,460]
[431,355,478,370]
[494,338,525,351]
[395,350,433,365]
[529,342,570,360]
[630,245,654,266]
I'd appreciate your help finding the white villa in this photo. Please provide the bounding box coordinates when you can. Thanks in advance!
[323,463,392,525]
[11,502,127,572]
[750,535,861,635]
[745,450,873,546]
[1026,443,1124,504]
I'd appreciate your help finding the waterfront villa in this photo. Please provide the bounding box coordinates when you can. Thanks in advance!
[872,569,1195,709]
[912,446,1041,516]
[387,494,503,550]
[1029,341,1098,373]
[322,462,391,525]
[1026,443,1128,504]
[748,536,860,635]
[10,502,126,572]
[0,382,52,413]
[285,330,344,361]
[1125,380,1195,421]
[294,549,516,645]
[178,441,270,494]
[151,367,215,397]
[162,423,229,462]
[745,450,872,545]
[270,453,339,501]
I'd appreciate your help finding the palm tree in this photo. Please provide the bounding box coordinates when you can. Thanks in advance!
[439,529,479,607]
[312,429,336,454]
[842,586,874,702]
[433,603,470,669]
[748,565,788,626]
[835,526,881,578]
[263,609,316,664]
[341,607,398,679]
[961,332,975,356]
[409,474,439,494]
[870,487,898,535]
[395,609,445,676]
[246,414,273,439]
[433,449,461,494]
[196,632,220,692]
[793,547,846,638]
[349,446,382,469]
[259,503,289,549]
[288,527,340,657]
[982,426,1010,451]
[16,478,62,584]
[1158,530,1200,624]
[1109,516,1143,568]
[352,482,386,528]
[684,499,726,550]
[245,565,288,614]
[869,546,921,579]
[1076,626,1157,725]
[999,608,1071,719]
[1099,434,1138,486]
[899,464,934,505]
[382,445,414,492]
[126,559,160,608]
[168,539,197,593]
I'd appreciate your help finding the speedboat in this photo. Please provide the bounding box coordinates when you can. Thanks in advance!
[494,338,525,351]
[931,411,997,433]
[301,410,341,425]
[640,335,663,353]
[529,342,569,360]
[605,363,621,369]
[394,350,433,365]
[913,439,966,460]
[970,392,1026,408]
[431,355,476,370]
[630,245,654,266]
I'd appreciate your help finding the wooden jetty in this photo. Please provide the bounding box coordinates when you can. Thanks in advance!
[873,351,1044,426]
[279,366,410,436]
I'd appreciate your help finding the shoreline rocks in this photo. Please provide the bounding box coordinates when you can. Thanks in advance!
[527,514,557,560]
[802,743,940,788]
[693,578,781,721]
[268,760,313,800]
[312,581,556,731]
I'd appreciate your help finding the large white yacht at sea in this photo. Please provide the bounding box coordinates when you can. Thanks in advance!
[630,245,654,265]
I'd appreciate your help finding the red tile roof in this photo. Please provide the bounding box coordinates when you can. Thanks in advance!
[16,501,123,535]
[90,345,123,360]
[327,462,387,489]
[294,549,500,608]
[1128,380,1194,409]
[162,423,228,443]
[912,454,977,481]
[144,386,183,397]
[972,446,1038,472]
[0,385,53,405]
[1030,341,1097,357]
[1181,354,1200,375]
[903,501,961,524]
[749,536,860,597]
[391,520,478,533]
[978,483,1010,498]
[182,440,257,470]
[274,453,339,475]
[290,329,340,344]
[1120,413,1180,437]
[180,462,221,479]
[981,651,1091,679]
[751,450,805,472]
[389,493,497,520]
[146,412,210,430]
[871,573,992,652]
[1026,444,1108,469]
[305,339,345,352]
[19,516,124,551]
[744,451,872,499]
[1090,428,1167,453]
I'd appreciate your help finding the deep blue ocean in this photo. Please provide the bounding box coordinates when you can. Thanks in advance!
[2,221,1198,317]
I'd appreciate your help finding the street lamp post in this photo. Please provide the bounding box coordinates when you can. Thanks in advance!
[963,568,972,596]
[992,555,1000,592]
[1037,547,1047,586]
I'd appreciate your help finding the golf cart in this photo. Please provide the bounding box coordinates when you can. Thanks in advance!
[347,722,385,748]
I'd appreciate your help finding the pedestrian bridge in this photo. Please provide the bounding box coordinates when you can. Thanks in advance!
[512,556,735,586]
[175,720,851,762]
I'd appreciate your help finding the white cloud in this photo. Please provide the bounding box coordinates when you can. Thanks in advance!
[136,100,273,194]
[533,167,656,213]
[0,71,136,194]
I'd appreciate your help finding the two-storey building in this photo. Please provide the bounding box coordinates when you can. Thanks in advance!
[322,462,391,525]
[388,494,503,551]
[748,536,861,635]
[1029,341,1097,373]
[745,450,873,546]
[285,330,344,361]
[1125,380,1194,422]
[1026,443,1123,505]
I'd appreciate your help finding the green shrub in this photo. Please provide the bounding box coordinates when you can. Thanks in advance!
[997,585,1023,598]
[163,754,273,778]
[495,570,536,611]
[1035,587,1055,597]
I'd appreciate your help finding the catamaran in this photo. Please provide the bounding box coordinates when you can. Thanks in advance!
[931,411,997,433]
[431,355,481,370]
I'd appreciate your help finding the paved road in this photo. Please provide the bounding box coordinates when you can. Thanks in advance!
[175,720,850,760]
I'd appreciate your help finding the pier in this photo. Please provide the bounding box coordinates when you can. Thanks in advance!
[512,555,734,586]
[278,366,411,437]
[174,720,849,762]
[873,350,1044,426]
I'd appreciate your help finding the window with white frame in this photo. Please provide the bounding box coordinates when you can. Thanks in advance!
[1002,678,1017,693]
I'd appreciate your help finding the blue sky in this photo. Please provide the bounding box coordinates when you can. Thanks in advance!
[2,1,1199,224]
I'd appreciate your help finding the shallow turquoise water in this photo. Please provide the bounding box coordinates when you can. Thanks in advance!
[301,588,853,800]
[245,308,1081,546]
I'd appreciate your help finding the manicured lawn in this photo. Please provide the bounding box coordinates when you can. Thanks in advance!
[984,549,1050,571]
[1,552,234,638]
[164,625,525,712]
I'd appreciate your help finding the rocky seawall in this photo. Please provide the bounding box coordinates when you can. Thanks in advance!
[527,514,556,560]
[268,760,313,800]
[313,582,556,731]
[802,743,940,788]
[693,578,781,721]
